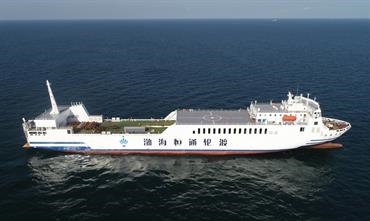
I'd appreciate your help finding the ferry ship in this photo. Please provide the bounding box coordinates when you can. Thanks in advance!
[22,80,351,155]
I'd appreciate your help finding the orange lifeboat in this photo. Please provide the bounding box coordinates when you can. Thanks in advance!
[282,115,296,122]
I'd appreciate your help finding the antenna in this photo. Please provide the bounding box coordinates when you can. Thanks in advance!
[296,83,300,95]
[46,80,59,115]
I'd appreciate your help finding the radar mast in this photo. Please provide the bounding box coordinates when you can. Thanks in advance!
[46,80,59,115]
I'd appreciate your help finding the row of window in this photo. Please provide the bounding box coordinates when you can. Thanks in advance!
[193,128,268,135]
[29,131,46,136]
[194,127,307,135]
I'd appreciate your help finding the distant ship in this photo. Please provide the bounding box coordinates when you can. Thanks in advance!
[22,80,351,155]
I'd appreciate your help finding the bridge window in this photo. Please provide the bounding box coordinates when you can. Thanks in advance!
[213,128,216,134]
[229,128,232,134]
[208,128,211,134]
[203,128,206,134]
[249,128,252,134]
[234,128,237,134]
[239,128,242,134]
[218,128,221,134]
[264,128,267,134]
[244,128,247,134]
[224,128,226,134]
[198,128,201,134]
[300,127,305,132]
[259,128,263,134]
[254,128,257,134]
[193,130,195,134]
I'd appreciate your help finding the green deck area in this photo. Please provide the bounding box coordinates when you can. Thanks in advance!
[73,120,176,134]
[101,120,175,134]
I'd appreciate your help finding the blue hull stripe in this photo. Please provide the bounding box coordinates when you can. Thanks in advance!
[305,143,324,145]
[30,146,286,153]
[30,141,85,144]
[310,138,334,142]
[33,146,91,151]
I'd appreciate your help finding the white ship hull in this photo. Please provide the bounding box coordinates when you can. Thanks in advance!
[22,81,351,155]
[25,120,350,155]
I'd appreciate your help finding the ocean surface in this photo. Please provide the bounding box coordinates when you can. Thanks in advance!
[0,19,369,220]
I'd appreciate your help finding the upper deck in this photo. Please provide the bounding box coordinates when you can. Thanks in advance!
[26,80,323,133]
[174,93,322,126]
[176,109,252,125]
[35,106,69,120]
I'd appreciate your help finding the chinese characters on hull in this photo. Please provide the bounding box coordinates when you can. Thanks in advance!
[143,138,228,147]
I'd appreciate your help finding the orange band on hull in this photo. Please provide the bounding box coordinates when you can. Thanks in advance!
[307,142,343,149]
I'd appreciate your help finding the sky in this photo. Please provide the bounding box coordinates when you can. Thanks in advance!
[0,0,369,20]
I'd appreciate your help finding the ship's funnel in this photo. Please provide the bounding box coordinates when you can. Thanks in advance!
[46,80,59,115]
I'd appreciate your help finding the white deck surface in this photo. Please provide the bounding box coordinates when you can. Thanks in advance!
[176,109,252,125]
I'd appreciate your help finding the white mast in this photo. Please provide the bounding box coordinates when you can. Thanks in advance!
[46,80,59,115]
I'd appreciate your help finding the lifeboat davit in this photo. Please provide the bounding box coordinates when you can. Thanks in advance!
[282,115,296,122]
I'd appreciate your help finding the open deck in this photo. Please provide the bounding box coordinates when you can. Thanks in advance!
[176,109,252,125]
[323,118,350,131]
[71,119,176,134]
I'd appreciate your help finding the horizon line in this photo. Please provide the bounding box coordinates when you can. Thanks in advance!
[1,18,370,22]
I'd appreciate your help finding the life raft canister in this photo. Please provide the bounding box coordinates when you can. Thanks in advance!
[282,115,296,122]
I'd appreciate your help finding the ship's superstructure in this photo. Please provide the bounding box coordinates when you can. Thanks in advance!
[22,81,351,155]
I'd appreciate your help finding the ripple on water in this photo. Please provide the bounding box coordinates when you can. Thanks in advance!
[17,153,337,220]
[0,20,369,220]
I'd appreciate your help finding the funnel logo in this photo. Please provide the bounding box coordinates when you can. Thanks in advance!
[120,136,128,147]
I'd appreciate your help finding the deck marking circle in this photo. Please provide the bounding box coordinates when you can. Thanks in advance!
[202,114,222,122]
